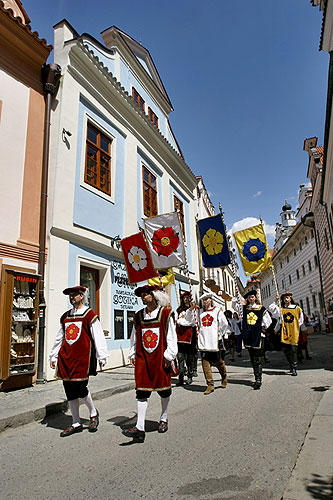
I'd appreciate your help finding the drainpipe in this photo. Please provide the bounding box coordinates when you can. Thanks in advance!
[36,63,61,383]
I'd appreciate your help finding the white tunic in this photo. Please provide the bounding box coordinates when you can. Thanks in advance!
[197,307,230,352]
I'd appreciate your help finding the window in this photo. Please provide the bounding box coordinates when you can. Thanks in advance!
[312,294,317,308]
[287,255,289,263]
[300,299,304,311]
[311,229,314,239]
[127,311,135,339]
[114,310,124,340]
[306,297,310,314]
[308,260,312,272]
[148,107,158,127]
[289,275,292,285]
[85,123,111,195]
[142,166,158,217]
[314,255,318,267]
[132,87,145,112]
[174,195,185,240]
[280,262,282,270]
[294,248,297,256]
[299,242,302,251]
[296,269,300,280]
[305,236,308,245]
[302,265,306,277]
[80,266,100,316]
[268,284,271,296]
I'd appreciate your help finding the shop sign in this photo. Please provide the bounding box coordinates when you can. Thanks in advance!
[111,261,138,310]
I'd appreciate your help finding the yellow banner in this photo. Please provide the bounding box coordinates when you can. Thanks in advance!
[148,268,175,287]
[234,224,271,275]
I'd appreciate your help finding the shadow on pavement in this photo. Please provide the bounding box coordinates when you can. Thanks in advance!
[40,412,89,430]
[306,472,333,499]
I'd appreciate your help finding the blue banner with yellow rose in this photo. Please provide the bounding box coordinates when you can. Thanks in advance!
[197,215,230,268]
[233,224,271,275]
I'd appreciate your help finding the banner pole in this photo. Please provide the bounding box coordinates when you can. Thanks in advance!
[219,203,243,318]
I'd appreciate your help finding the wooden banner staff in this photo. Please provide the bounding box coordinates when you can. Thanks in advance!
[137,223,165,291]
[219,203,243,318]
[258,216,284,333]
[175,209,200,336]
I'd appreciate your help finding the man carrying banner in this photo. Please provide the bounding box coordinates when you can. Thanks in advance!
[175,290,197,386]
[193,292,230,395]
[270,291,304,376]
[122,285,178,443]
[242,290,272,390]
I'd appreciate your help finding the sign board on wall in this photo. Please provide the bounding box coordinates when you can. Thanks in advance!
[111,260,138,310]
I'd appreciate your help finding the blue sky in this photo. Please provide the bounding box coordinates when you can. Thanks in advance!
[23,0,327,273]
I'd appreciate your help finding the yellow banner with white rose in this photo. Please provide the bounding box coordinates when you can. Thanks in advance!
[197,214,230,268]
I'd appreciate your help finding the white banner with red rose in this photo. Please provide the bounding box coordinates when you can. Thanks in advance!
[144,212,186,269]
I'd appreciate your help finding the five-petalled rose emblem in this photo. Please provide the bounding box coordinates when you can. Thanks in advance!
[152,226,179,257]
[247,312,258,325]
[143,329,158,349]
[65,323,80,343]
[127,245,148,271]
[202,314,214,327]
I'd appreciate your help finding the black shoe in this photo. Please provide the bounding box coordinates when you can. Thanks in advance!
[253,381,261,390]
[122,426,145,443]
[158,420,168,433]
[88,410,99,433]
[186,377,193,385]
[291,369,297,376]
[60,424,83,437]
[193,371,198,377]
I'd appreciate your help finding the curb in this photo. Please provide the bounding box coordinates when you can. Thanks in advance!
[0,381,135,434]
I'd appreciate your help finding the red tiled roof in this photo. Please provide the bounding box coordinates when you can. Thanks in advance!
[316,145,324,165]
[0,0,52,51]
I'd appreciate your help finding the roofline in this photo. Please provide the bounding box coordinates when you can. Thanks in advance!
[101,25,173,110]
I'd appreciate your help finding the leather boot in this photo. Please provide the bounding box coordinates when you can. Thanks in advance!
[202,359,214,395]
[216,360,228,388]
[253,357,262,390]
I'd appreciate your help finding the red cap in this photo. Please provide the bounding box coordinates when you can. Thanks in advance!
[63,285,86,295]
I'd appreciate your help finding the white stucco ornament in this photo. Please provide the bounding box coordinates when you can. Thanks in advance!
[127,246,148,271]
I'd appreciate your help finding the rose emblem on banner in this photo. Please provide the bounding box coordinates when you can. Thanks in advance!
[283,312,294,323]
[202,314,214,327]
[127,245,148,271]
[203,228,224,255]
[143,330,158,349]
[242,238,266,262]
[152,226,179,257]
[65,323,80,341]
[247,312,258,325]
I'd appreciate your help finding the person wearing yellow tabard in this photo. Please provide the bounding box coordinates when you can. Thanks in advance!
[280,292,304,376]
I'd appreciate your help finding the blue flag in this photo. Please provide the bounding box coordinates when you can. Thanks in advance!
[197,214,230,268]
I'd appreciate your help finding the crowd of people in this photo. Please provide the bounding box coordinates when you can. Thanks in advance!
[49,284,317,442]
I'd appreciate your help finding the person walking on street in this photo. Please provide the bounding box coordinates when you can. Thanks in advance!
[233,311,243,358]
[175,290,197,386]
[122,285,177,443]
[242,290,272,390]
[271,291,304,376]
[193,292,230,395]
[49,286,109,437]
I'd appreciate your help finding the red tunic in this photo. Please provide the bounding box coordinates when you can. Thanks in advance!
[176,309,193,344]
[134,307,172,391]
[57,308,98,381]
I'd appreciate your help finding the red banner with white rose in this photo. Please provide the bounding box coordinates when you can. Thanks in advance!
[120,232,157,284]
[144,212,186,270]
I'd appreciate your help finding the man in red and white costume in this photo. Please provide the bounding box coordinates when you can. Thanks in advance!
[49,286,108,437]
[122,285,177,443]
